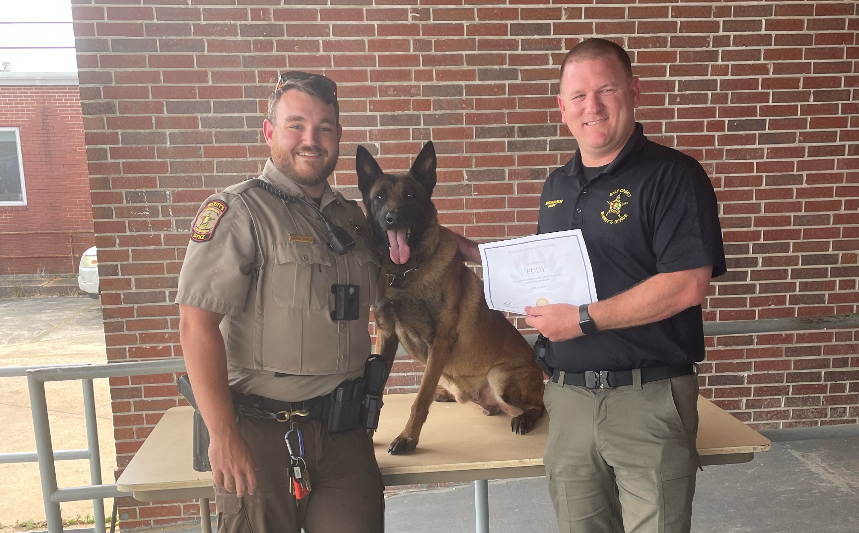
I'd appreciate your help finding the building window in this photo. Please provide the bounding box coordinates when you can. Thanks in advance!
[0,128,27,205]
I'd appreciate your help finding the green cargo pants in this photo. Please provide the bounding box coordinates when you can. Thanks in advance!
[543,371,700,533]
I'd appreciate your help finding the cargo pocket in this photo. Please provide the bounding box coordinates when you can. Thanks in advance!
[215,491,252,533]
[271,242,332,310]
[658,470,696,531]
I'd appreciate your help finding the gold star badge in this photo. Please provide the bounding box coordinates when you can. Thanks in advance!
[607,194,627,216]
[601,188,631,224]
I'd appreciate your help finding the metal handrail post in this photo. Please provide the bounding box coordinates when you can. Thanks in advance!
[20,360,186,532]
[83,378,106,530]
[474,479,489,533]
[27,372,63,533]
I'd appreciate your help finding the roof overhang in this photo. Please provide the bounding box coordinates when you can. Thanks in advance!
[0,72,79,86]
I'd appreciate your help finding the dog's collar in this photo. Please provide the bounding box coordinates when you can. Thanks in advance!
[386,257,421,288]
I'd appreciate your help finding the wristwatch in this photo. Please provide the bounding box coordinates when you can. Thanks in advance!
[579,304,599,335]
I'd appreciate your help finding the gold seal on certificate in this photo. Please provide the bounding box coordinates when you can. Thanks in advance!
[536,298,549,306]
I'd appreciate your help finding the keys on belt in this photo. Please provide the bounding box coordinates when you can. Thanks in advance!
[285,423,312,500]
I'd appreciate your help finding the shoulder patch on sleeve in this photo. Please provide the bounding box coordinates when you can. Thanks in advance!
[191,200,228,242]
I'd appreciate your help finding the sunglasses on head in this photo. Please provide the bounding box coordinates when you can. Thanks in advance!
[275,71,338,99]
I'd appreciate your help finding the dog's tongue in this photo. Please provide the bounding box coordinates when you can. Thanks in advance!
[387,229,410,265]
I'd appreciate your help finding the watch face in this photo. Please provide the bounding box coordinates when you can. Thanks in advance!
[579,304,597,335]
[580,319,597,336]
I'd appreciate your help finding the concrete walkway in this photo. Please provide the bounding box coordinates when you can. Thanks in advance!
[384,435,859,533]
[149,433,859,533]
[0,297,114,528]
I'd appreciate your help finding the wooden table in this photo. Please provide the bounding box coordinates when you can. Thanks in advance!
[117,394,770,533]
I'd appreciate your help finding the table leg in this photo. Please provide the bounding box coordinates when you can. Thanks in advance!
[474,479,489,533]
[200,497,211,533]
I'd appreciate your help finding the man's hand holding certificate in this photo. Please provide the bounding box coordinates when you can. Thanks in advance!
[478,230,597,315]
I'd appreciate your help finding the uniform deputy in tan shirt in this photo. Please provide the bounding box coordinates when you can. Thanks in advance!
[177,72,383,533]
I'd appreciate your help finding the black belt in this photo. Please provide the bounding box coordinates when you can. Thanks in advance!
[550,364,693,390]
[231,391,331,423]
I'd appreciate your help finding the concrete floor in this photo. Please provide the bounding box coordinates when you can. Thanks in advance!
[0,297,115,527]
[384,435,859,533]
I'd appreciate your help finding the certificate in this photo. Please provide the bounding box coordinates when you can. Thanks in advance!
[478,230,597,315]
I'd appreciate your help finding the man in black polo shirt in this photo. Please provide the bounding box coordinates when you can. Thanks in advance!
[456,38,725,532]
[525,38,726,533]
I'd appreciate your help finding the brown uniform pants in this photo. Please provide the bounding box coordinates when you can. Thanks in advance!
[543,372,700,533]
[215,415,384,533]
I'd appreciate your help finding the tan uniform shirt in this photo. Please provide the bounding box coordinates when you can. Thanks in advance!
[176,160,379,402]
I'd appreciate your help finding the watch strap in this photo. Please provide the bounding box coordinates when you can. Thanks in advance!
[579,303,598,335]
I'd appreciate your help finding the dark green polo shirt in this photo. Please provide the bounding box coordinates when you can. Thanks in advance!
[538,123,726,372]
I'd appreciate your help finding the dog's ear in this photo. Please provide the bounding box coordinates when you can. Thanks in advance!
[356,145,383,197]
[410,141,437,193]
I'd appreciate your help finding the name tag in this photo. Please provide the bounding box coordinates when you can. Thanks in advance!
[289,234,314,244]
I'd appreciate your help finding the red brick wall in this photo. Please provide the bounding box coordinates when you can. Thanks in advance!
[71,1,858,529]
[0,86,95,274]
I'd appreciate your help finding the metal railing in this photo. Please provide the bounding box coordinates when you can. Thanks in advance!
[22,360,183,532]
[14,313,859,532]
[0,365,94,465]
[1,364,111,530]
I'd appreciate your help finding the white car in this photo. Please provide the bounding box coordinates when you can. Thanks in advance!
[77,246,99,298]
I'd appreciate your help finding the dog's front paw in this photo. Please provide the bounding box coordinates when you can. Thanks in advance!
[388,436,418,455]
[511,413,536,435]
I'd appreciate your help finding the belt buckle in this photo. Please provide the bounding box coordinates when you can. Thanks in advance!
[584,371,614,389]
[599,370,614,389]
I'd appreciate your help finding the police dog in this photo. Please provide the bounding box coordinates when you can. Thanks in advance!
[356,141,545,455]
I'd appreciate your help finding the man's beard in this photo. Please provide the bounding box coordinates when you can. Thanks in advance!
[271,144,339,189]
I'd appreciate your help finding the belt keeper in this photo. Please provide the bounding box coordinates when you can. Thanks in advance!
[632,368,642,391]
[558,370,566,388]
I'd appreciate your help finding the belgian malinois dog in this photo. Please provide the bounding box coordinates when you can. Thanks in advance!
[357,141,545,455]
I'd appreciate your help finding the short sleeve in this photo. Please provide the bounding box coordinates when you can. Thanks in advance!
[175,193,257,315]
[651,161,726,278]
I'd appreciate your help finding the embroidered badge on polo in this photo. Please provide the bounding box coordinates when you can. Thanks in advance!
[601,189,631,225]
[545,199,564,208]
[191,200,228,242]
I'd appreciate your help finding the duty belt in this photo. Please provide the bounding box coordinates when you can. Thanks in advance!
[550,364,694,390]
[231,391,331,423]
